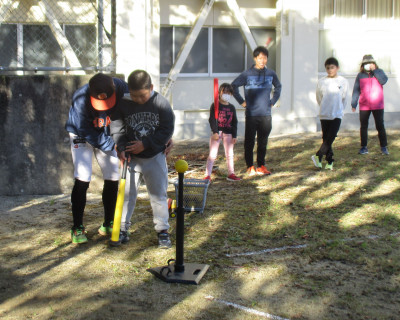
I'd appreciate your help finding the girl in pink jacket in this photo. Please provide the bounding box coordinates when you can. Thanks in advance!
[351,55,389,155]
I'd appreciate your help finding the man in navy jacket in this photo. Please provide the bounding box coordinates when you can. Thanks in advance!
[232,46,281,176]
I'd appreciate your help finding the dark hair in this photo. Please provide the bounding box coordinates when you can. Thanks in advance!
[324,57,339,67]
[128,70,152,91]
[219,83,233,95]
[253,46,269,58]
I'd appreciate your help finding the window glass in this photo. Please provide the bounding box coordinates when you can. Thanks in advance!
[23,25,63,67]
[320,0,397,20]
[0,24,17,67]
[367,0,392,18]
[319,0,334,22]
[175,27,208,73]
[160,27,173,74]
[335,0,363,17]
[395,0,400,18]
[65,25,97,67]
[212,28,245,73]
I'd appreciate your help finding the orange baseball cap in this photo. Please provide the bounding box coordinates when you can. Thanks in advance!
[89,73,116,111]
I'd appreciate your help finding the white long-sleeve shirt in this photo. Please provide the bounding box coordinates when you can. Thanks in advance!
[316,75,349,120]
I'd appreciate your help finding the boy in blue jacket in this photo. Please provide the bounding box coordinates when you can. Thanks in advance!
[65,73,128,244]
[231,46,282,176]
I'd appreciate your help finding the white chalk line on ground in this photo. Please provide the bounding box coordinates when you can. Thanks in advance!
[226,232,400,257]
[205,295,290,320]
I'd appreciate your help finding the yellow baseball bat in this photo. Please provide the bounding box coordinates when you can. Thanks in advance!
[110,159,128,246]
[170,199,177,218]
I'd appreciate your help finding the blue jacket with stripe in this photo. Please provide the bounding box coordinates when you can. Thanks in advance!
[231,65,282,117]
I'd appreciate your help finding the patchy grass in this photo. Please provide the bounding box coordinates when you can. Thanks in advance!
[0,130,399,320]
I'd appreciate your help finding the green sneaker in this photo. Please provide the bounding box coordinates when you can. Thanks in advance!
[311,155,322,169]
[325,163,333,170]
[71,226,88,244]
[98,222,113,236]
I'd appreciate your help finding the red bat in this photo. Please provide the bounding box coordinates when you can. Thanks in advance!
[213,78,219,122]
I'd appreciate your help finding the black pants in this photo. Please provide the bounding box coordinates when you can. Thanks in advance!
[71,179,118,229]
[359,109,387,147]
[316,118,341,164]
[244,116,272,167]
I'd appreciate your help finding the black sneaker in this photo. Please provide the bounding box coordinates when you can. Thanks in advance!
[119,230,130,244]
[381,146,389,155]
[158,231,172,249]
[359,146,368,155]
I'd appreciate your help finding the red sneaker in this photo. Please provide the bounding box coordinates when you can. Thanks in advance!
[227,174,241,181]
[203,176,211,182]
[256,165,271,175]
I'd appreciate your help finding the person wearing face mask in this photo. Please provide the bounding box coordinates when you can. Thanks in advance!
[351,54,389,155]
[203,83,240,182]
[231,46,282,177]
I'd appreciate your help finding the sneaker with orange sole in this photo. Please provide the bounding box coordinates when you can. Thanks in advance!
[256,165,271,175]
[246,166,257,177]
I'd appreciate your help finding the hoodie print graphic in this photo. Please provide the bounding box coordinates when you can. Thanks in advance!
[126,112,159,141]
[245,74,272,91]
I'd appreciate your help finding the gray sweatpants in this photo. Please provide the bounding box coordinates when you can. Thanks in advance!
[121,152,169,233]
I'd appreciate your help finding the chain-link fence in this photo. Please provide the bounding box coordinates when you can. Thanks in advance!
[0,0,115,74]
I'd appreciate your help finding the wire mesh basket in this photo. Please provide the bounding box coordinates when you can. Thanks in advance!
[173,179,210,213]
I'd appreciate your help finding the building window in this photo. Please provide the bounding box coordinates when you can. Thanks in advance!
[367,0,393,18]
[0,23,103,72]
[320,0,400,21]
[23,25,63,68]
[160,26,208,74]
[335,0,364,17]
[319,0,399,73]
[0,24,17,67]
[160,26,276,76]
[212,28,245,73]
[65,25,98,67]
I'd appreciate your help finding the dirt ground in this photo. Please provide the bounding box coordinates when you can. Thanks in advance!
[1,136,400,320]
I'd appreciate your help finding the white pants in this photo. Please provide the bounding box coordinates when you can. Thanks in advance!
[69,133,119,182]
[205,132,235,176]
[121,152,169,233]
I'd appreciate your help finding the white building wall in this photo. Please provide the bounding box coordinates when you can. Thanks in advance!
[274,0,320,135]
[115,0,160,90]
